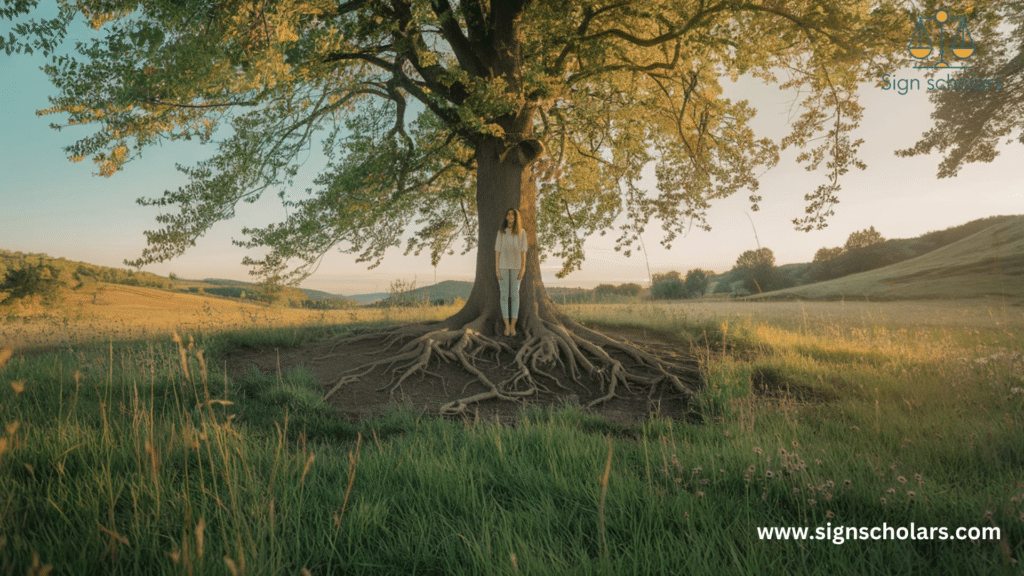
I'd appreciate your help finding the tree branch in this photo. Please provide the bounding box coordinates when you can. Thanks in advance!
[337,0,368,14]
[567,39,682,84]
[322,49,395,72]
[138,98,259,109]
[735,3,845,47]
[552,2,631,73]
[461,0,490,55]
[578,2,843,52]
[429,0,484,76]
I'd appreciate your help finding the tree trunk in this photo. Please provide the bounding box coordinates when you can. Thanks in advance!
[446,135,548,336]
[441,0,556,336]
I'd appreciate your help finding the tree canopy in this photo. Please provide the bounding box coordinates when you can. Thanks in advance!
[897,1,1024,178]
[813,225,884,262]
[732,246,775,292]
[5,0,912,283]
[843,225,885,250]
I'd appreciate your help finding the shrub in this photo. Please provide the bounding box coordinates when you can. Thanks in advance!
[814,226,885,266]
[614,283,642,297]
[0,263,64,306]
[651,271,687,299]
[813,246,845,263]
[683,268,714,298]
[382,278,428,307]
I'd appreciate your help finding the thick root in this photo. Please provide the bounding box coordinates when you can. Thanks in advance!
[324,314,700,416]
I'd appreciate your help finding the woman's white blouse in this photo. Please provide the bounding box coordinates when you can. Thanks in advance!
[495,230,528,270]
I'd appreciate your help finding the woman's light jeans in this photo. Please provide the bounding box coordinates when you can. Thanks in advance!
[498,269,521,319]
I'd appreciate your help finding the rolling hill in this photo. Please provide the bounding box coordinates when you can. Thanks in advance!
[749,217,1024,301]
[6,215,1021,308]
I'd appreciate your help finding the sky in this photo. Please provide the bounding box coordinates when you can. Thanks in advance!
[1,11,1021,297]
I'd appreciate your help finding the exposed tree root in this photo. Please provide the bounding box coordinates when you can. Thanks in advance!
[322,313,701,416]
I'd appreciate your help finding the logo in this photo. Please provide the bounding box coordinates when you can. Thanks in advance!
[881,9,1001,95]
[908,9,975,69]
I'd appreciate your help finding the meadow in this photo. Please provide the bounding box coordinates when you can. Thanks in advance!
[1,295,1023,575]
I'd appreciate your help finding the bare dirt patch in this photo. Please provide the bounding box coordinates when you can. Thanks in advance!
[224,323,700,427]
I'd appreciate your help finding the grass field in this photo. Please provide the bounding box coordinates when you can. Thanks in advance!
[0,283,458,352]
[1,297,1023,575]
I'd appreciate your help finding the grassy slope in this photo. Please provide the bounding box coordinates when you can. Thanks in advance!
[2,304,1022,575]
[0,250,354,306]
[0,282,460,352]
[751,217,1024,301]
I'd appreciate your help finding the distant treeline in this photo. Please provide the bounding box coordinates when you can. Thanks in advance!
[0,250,174,291]
[4,215,1016,308]
[0,250,360,309]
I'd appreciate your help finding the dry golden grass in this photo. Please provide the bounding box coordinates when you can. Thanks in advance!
[566,298,1024,331]
[0,283,454,351]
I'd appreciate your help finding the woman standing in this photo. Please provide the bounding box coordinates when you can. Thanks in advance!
[495,208,528,336]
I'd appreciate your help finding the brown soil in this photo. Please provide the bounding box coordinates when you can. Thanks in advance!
[224,323,700,427]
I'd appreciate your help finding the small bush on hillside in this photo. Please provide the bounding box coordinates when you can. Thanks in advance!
[0,263,65,306]
[712,281,732,294]
[813,226,886,265]
[590,283,643,301]
[382,278,428,307]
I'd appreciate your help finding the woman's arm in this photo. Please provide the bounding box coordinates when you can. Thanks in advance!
[518,231,527,279]
[496,249,502,278]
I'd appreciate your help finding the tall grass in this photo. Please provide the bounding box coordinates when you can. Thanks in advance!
[1,302,1022,574]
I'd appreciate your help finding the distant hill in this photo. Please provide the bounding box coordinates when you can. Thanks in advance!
[11,214,1017,308]
[703,215,1024,300]
[0,249,174,292]
[345,292,391,305]
[416,280,474,302]
[0,252,360,308]
[200,278,365,305]
[369,280,471,306]
[749,217,1024,301]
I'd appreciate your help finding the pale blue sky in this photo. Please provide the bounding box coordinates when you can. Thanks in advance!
[1,11,1021,296]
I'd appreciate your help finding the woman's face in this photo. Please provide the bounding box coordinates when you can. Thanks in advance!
[506,210,516,225]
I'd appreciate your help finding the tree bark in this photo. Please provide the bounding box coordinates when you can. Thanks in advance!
[445,135,548,336]
[439,0,550,336]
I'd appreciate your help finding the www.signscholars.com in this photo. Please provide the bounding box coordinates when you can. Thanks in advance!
[758,523,1001,545]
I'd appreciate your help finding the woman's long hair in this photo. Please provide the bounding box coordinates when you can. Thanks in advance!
[500,208,523,235]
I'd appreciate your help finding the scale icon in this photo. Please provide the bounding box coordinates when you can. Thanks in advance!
[908,9,975,68]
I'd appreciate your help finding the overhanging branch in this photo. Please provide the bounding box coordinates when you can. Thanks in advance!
[429,0,485,76]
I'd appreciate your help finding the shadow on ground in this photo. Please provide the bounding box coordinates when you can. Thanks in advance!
[224,324,699,427]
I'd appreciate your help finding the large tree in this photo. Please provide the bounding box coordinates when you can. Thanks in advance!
[5,0,908,413]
